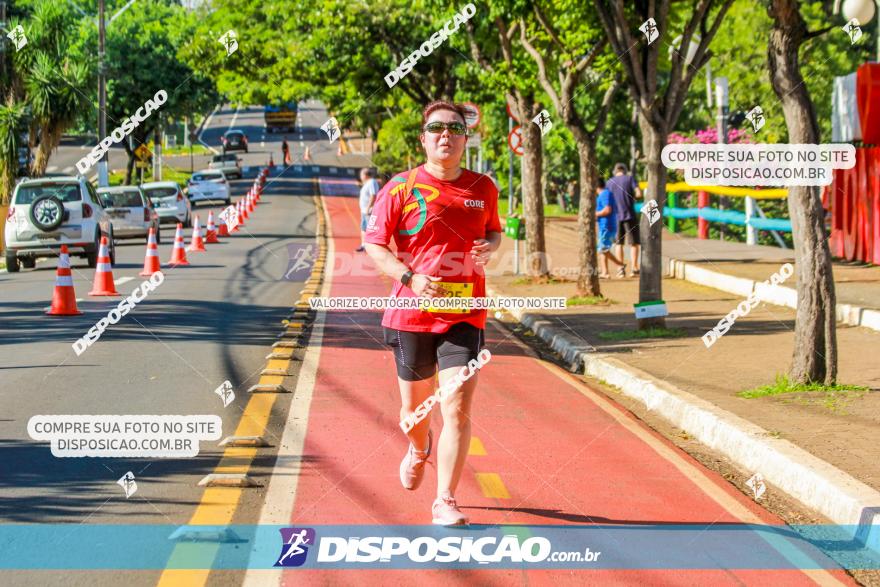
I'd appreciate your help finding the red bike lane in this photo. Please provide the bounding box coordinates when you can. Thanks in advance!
[275,191,853,586]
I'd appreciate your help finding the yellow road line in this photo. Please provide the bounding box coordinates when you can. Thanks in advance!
[469,436,487,456]
[475,472,510,499]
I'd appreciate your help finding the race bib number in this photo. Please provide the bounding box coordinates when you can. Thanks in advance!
[425,281,474,314]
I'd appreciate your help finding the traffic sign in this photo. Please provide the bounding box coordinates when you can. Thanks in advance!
[461,101,481,129]
[134,144,151,161]
[507,125,523,156]
[466,132,481,148]
[506,101,519,123]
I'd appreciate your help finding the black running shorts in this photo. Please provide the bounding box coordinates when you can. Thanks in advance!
[383,322,486,382]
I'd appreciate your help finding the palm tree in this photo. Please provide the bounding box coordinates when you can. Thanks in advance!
[0,100,27,206]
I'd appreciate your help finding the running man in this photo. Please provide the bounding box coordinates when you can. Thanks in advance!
[364,100,502,526]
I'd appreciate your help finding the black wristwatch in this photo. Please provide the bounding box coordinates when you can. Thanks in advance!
[400,270,414,287]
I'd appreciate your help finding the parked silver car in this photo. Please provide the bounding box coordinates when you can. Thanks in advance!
[141,181,192,228]
[3,176,115,272]
[97,186,160,243]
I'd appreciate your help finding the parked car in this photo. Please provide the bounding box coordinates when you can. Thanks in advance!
[209,153,242,179]
[222,129,248,153]
[185,170,231,206]
[4,176,115,272]
[96,186,160,243]
[141,181,192,228]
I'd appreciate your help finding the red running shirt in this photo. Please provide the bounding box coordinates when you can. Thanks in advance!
[364,165,502,333]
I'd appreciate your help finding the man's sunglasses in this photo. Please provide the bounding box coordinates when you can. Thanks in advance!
[423,121,468,135]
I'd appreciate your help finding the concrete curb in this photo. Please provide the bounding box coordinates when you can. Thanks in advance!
[664,256,880,333]
[487,283,880,551]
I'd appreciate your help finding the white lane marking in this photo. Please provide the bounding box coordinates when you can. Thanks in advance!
[227,104,241,131]
[63,166,74,174]
[47,166,58,172]
[198,104,222,155]
[260,141,265,148]
[114,276,134,286]
[299,141,304,148]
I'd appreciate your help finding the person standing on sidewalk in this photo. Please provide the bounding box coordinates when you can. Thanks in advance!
[606,162,642,276]
[596,178,625,278]
[281,136,291,165]
[364,100,502,526]
[356,167,380,252]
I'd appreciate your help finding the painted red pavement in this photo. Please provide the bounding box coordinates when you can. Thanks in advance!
[280,190,854,586]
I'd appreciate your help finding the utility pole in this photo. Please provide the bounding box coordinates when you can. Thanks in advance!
[97,0,109,187]
[714,77,729,242]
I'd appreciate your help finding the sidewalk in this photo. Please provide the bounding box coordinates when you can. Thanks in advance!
[486,217,880,533]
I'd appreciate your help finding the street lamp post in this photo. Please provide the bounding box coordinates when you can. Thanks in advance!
[97,0,108,187]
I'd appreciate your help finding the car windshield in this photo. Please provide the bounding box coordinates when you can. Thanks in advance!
[15,184,81,205]
[144,187,178,202]
[212,154,238,163]
[193,173,221,181]
[100,190,144,208]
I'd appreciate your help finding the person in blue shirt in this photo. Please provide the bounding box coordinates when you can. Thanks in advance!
[596,178,625,278]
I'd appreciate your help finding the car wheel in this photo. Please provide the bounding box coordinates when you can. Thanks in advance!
[154,227,162,245]
[5,251,20,273]
[29,195,65,231]
[108,231,117,266]
[21,257,36,269]
[86,233,100,268]
[184,213,193,228]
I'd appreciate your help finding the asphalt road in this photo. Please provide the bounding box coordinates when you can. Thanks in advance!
[0,101,349,585]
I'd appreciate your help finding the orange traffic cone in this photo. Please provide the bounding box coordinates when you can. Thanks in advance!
[206,211,219,243]
[187,215,207,252]
[218,222,229,237]
[88,236,120,296]
[47,245,83,316]
[247,193,255,214]
[167,223,190,266]
[139,228,162,276]
[240,198,250,221]
[268,153,274,168]
[232,201,243,231]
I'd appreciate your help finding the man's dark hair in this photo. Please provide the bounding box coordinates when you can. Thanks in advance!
[421,100,468,128]
[597,177,606,189]
[613,163,628,174]
[361,167,376,178]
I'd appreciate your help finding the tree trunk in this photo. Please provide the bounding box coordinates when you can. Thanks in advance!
[576,141,600,296]
[33,122,63,177]
[519,103,548,277]
[637,114,667,328]
[767,0,837,384]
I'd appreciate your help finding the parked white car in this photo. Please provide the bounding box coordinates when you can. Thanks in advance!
[209,153,242,179]
[3,176,116,272]
[186,170,231,207]
[141,181,191,228]
[97,186,160,243]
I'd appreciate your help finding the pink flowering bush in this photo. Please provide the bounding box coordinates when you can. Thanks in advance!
[668,126,752,144]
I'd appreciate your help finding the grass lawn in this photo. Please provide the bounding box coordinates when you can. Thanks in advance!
[498,197,577,218]
[162,144,211,157]
[107,166,192,187]
[598,327,687,341]
[737,375,869,399]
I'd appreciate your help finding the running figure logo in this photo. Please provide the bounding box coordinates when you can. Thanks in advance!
[218,30,238,56]
[283,243,318,281]
[321,117,340,143]
[7,25,28,51]
[214,380,235,407]
[745,473,766,500]
[842,19,862,45]
[117,471,137,498]
[532,109,552,136]
[745,106,765,133]
[642,199,661,227]
[639,18,659,45]
[274,527,316,567]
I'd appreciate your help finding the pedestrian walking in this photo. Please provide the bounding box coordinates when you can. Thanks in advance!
[595,178,625,278]
[364,100,503,526]
[606,162,642,276]
[356,167,380,252]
